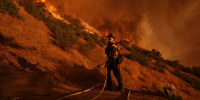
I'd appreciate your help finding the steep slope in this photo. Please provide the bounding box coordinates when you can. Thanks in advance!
[0,1,200,100]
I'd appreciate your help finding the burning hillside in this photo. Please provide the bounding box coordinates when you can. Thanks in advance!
[47,0,200,67]
[34,0,100,35]
[36,0,63,20]
[0,0,200,100]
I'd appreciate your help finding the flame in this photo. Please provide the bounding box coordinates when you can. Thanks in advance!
[85,29,93,34]
[79,19,100,34]
[36,0,64,21]
[125,38,130,42]
[36,0,99,34]
[104,29,108,37]
[46,5,63,20]
[36,0,45,3]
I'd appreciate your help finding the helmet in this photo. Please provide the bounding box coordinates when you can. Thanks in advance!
[107,33,115,39]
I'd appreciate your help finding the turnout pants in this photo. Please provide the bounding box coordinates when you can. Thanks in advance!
[106,61,123,89]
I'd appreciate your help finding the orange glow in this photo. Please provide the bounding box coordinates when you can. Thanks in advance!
[36,0,64,21]
[41,0,46,2]
[36,0,98,34]
[104,29,108,37]
[85,29,93,34]
[46,5,63,20]
[36,0,45,3]
[125,38,130,42]
[80,19,100,34]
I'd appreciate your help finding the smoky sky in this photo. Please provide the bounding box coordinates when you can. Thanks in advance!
[47,0,200,66]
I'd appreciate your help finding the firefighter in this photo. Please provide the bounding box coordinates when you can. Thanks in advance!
[105,33,123,92]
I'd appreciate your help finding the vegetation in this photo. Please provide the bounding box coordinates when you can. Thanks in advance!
[0,0,23,20]
[77,42,95,56]
[20,0,78,50]
[124,43,200,90]
[75,31,107,55]
[173,68,200,90]
[0,32,4,40]
[189,66,200,78]
[126,45,165,63]
[125,45,149,66]
[20,0,106,52]
[153,61,166,73]
[44,16,78,50]
[21,0,45,20]
[157,83,182,100]
[124,44,165,65]
[97,37,107,47]
[166,60,200,78]
[76,30,107,47]
[145,49,165,62]
[125,44,167,73]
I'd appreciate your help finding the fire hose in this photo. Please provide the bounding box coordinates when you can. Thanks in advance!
[91,69,107,100]
[57,65,107,100]
[57,61,130,100]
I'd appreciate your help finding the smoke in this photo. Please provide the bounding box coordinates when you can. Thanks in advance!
[47,0,200,66]
[47,0,145,43]
[140,0,200,66]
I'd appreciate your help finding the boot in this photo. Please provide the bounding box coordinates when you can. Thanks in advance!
[117,86,124,92]
[105,86,112,91]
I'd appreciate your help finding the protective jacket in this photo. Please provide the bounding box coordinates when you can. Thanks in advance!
[105,42,118,63]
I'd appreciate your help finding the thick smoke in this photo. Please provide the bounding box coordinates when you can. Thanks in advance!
[48,0,145,43]
[141,0,200,66]
[47,0,200,66]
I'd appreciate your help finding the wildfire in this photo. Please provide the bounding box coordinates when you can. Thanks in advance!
[35,0,99,35]
[85,29,93,34]
[36,0,64,21]
[80,19,100,34]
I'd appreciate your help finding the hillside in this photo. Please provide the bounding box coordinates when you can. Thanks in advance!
[0,0,200,100]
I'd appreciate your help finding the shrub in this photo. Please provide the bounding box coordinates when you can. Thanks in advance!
[165,60,181,69]
[192,66,200,78]
[20,1,45,20]
[43,16,78,50]
[153,61,166,73]
[179,66,200,78]
[44,16,78,51]
[126,47,149,66]
[77,42,96,56]
[77,31,106,47]
[74,25,84,36]
[96,37,107,47]
[20,1,78,50]
[173,68,200,90]
[153,67,165,73]
[166,59,200,78]
[157,83,182,100]
[81,32,98,42]
[142,49,165,62]
[0,32,4,40]
[154,61,166,69]
[0,0,23,20]
[150,49,164,61]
